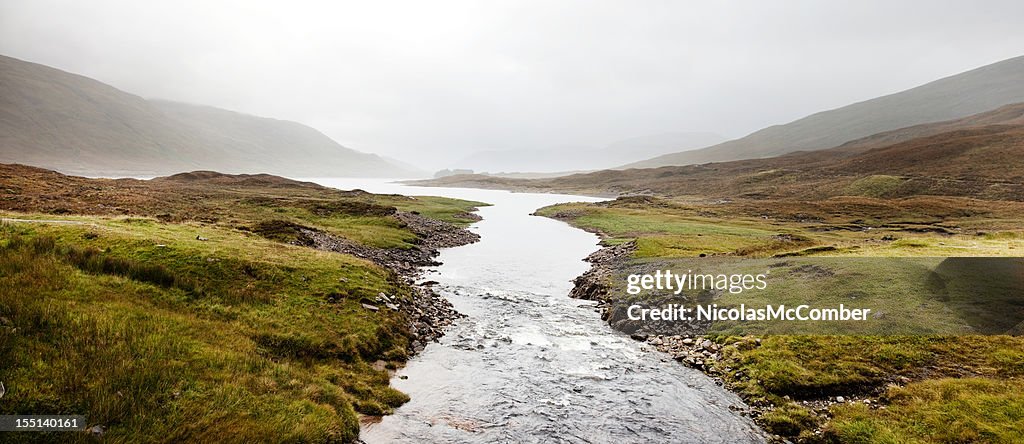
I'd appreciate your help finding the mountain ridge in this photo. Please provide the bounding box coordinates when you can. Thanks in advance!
[624,55,1024,169]
[417,102,1024,201]
[453,131,726,173]
[0,54,414,177]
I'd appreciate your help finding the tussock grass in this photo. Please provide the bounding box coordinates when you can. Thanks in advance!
[706,335,1024,441]
[828,378,1024,443]
[0,166,487,442]
[538,197,1024,442]
[0,220,418,442]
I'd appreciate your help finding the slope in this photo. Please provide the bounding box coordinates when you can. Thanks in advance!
[625,55,1024,168]
[0,55,413,177]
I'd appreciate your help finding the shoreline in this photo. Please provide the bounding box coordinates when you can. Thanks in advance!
[402,176,618,199]
[547,223,795,438]
[553,225,912,442]
[298,209,483,355]
[331,209,482,433]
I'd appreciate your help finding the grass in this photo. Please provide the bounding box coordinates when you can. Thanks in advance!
[714,335,1024,443]
[0,166,487,443]
[827,378,1024,443]
[0,221,407,442]
[845,175,907,198]
[536,203,784,258]
[538,196,1024,442]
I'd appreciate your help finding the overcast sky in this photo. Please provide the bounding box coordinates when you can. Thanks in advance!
[2,0,1023,169]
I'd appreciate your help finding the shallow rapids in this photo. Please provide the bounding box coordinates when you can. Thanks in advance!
[311,179,765,444]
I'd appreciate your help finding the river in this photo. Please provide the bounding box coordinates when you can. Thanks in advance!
[311,179,765,444]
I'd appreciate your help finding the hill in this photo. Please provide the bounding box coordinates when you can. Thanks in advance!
[453,132,725,173]
[0,55,414,177]
[418,103,1024,201]
[625,55,1024,168]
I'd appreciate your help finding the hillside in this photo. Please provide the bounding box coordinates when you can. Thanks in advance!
[0,55,413,177]
[418,103,1024,201]
[625,55,1024,168]
[453,132,725,173]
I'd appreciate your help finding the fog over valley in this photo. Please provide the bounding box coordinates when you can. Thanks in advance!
[3,0,1024,173]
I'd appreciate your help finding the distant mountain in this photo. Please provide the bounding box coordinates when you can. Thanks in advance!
[625,55,1024,169]
[0,54,415,177]
[454,132,725,173]
[598,131,727,163]
[419,103,1024,201]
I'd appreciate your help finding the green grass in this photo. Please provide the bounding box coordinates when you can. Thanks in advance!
[539,199,1024,258]
[0,199,476,442]
[232,194,485,249]
[538,198,1024,442]
[388,195,487,225]
[0,224,407,441]
[827,378,1024,443]
[706,335,1024,441]
[536,203,783,258]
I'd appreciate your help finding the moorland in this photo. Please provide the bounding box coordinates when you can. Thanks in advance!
[0,163,484,442]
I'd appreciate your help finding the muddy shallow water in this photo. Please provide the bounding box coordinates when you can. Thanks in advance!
[311,179,765,444]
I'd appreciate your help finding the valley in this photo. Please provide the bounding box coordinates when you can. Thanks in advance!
[0,165,482,442]
[1,19,1023,442]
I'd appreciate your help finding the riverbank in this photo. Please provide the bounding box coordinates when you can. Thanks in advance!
[359,184,766,443]
[0,164,485,442]
[289,210,481,353]
[538,196,1024,443]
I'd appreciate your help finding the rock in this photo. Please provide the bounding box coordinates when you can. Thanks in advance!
[386,303,400,311]
[568,241,637,302]
[836,396,846,403]
[682,338,694,345]
[361,303,380,312]
[89,425,105,436]
[700,339,713,350]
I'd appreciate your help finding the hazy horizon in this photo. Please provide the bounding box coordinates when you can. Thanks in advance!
[3,0,1024,171]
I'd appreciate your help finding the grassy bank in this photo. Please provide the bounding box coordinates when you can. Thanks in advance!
[537,196,1024,443]
[0,165,485,442]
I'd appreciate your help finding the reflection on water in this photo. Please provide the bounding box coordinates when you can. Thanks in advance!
[311,179,765,443]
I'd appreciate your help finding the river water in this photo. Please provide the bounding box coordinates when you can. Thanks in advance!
[311,179,765,444]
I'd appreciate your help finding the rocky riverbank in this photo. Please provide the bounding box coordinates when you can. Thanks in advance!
[566,242,883,442]
[567,240,709,336]
[294,210,481,354]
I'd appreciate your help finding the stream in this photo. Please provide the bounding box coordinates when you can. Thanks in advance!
[312,179,765,444]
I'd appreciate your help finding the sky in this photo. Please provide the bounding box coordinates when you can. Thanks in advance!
[2,0,1023,170]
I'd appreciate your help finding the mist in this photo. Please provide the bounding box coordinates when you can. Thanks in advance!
[2,0,1023,171]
